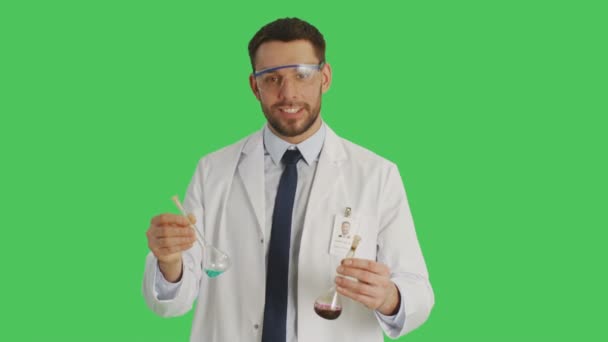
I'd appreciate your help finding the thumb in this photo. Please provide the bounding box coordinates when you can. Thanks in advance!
[187,213,196,224]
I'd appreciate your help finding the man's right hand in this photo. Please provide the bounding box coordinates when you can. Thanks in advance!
[146,213,197,282]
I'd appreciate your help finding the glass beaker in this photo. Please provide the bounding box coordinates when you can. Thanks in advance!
[172,195,231,278]
[314,235,361,320]
[202,244,231,278]
[314,286,343,320]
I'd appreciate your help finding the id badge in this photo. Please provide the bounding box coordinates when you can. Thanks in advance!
[329,208,358,257]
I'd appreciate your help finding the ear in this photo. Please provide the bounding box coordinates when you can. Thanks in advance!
[249,74,261,101]
[321,62,333,94]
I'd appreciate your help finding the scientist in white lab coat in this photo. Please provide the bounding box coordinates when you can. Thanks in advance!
[142,17,434,342]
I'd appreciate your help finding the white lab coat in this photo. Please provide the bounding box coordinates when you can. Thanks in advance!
[142,125,434,341]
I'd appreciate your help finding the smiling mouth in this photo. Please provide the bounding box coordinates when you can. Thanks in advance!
[278,106,303,114]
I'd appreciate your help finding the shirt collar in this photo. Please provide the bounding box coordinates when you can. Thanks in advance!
[263,120,326,166]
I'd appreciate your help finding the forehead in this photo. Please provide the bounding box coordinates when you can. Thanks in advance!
[254,40,319,71]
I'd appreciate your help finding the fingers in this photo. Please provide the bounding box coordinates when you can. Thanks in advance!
[147,213,198,261]
[148,233,196,255]
[151,225,196,239]
[335,278,384,310]
[336,264,384,285]
[335,258,394,310]
[155,236,197,248]
[153,242,195,257]
[335,275,379,296]
[147,226,196,248]
[151,213,191,227]
[341,258,390,277]
[148,214,196,240]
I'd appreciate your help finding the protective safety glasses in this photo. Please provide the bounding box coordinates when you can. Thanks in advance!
[253,62,325,93]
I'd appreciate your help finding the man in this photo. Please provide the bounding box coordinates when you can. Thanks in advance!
[143,18,434,342]
[339,221,351,238]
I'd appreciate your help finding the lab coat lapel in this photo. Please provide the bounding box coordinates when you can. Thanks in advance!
[303,126,347,223]
[237,129,265,237]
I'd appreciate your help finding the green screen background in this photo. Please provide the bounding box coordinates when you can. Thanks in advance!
[1,0,606,340]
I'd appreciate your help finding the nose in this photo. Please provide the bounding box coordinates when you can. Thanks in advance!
[278,77,298,100]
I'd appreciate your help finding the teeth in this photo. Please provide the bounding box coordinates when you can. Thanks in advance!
[281,107,301,113]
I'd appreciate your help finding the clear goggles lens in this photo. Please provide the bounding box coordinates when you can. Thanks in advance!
[253,63,324,92]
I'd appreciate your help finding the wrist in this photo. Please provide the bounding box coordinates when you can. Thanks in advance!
[378,283,401,316]
[158,258,183,283]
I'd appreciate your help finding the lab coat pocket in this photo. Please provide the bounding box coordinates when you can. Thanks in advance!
[353,214,379,261]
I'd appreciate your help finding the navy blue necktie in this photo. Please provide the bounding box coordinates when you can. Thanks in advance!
[262,149,302,342]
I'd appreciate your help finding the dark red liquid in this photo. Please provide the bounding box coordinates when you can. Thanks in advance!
[314,303,342,320]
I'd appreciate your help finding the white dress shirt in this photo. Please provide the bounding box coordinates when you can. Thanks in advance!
[154,120,405,340]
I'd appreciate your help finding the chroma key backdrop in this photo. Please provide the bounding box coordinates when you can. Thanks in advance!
[0,0,606,341]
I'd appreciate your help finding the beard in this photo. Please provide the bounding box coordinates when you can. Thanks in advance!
[261,88,322,138]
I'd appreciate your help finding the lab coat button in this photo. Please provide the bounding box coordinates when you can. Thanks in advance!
[260,238,264,244]
[254,324,259,329]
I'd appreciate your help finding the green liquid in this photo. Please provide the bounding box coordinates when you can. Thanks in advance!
[205,269,223,278]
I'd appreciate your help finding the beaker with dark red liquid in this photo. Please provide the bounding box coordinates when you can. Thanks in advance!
[313,235,361,320]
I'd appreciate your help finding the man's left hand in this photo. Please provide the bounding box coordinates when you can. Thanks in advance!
[335,258,401,316]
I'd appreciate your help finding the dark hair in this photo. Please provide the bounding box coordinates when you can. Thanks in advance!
[248,18,326,71]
